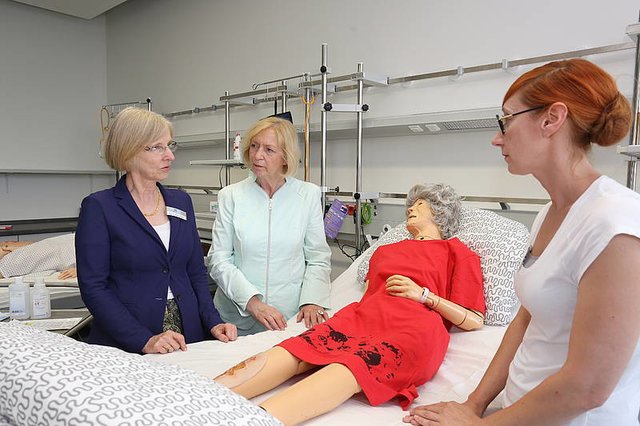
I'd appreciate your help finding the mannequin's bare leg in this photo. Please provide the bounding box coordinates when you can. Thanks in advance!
[261,363,362,426]
[215,346,316,399]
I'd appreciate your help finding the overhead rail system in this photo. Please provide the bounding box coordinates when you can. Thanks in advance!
[107,15,639,253]
[167,183,550,213]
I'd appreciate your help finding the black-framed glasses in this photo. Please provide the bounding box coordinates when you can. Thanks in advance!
[144,140,178,154]
[496,106,545,134]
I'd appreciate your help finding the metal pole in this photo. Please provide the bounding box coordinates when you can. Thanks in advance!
[355,62,364,254]
[281,80,287,113]
[626,13,640,191]
[304,75,312,182]
[224,91,231,187]
[320,44,328,210]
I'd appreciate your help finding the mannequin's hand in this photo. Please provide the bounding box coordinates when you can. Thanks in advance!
[385,275,423,303]
[246,296,287,331]
[297,304,329,328]
[58,267,77,279]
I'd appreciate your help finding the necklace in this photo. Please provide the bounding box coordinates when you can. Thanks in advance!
[142,188,162,217]
[416,235,438,241]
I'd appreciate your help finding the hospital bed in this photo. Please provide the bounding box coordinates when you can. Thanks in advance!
[145,206,530,425]
[0,207,529,425]
[0,233,79,310]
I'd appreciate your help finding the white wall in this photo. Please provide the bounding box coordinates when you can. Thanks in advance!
[0,1,112,221]
[104,0,639,203]
[2,0,638,223]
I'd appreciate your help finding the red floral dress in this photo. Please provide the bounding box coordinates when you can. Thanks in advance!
[278,238,485,408]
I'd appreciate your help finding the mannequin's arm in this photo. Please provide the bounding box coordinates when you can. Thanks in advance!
[424,292,483,330]
[385,274,483,330]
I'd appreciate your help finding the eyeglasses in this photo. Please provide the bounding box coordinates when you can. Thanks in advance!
[144,140,178,154]
[249,142,282,157]
[496,106,545,134]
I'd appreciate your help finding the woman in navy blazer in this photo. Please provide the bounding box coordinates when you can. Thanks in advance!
[76,107,236,354]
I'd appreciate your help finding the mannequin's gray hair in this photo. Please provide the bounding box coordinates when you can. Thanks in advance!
[405,183,462,239]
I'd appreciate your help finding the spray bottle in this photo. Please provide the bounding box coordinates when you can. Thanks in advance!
[233,132,242,161]
[9,276,30,320]
[31,277,51,319]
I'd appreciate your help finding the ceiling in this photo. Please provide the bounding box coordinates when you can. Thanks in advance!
[10,0,129,19]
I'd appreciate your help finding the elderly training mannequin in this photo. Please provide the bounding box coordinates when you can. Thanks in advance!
[215,183,486,426]
[0,234,76,279]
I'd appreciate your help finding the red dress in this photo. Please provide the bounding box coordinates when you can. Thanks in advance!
[278,238,485,408]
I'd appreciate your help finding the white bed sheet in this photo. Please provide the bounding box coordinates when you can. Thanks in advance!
[147,252,507,425]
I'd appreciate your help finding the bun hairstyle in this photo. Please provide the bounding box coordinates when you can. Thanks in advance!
[588,92,631,147]
[504,58,632,150]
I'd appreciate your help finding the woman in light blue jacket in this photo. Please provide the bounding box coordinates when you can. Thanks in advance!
[209,116,331,336]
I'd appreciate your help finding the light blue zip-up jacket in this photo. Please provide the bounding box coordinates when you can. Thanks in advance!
[209,175,331,333]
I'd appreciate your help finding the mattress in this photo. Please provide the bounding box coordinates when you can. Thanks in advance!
[147,253,507,425]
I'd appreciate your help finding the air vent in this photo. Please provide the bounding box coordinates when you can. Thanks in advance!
[439,118,498,131]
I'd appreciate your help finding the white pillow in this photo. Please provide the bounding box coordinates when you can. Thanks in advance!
[357,207,529,326]
[0,322,282,426]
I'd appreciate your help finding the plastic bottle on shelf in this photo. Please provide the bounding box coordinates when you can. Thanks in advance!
[233,132,242,161]
[31,277,51,319]
[9,276,30,320]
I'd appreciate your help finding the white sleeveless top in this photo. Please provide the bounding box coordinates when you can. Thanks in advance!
[503,176,640,425]
[152,221,173,300]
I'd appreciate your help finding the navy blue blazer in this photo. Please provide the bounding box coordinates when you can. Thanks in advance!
[75,176,222,353]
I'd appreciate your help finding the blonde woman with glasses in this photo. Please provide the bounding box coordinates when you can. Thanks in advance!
[76,107,236,354]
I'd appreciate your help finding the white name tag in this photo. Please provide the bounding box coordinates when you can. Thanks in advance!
[166,206,187,220]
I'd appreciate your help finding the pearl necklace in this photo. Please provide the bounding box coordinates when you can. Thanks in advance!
[142,188,162,217]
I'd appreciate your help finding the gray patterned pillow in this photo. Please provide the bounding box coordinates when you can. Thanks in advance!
[356,207,529,326]
[0,322,282,426]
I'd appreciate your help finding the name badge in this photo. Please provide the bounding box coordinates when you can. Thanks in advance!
[166,206,187,220]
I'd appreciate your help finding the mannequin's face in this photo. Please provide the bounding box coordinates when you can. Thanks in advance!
[406,199,436,236]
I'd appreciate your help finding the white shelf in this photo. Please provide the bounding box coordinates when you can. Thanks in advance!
[627,22,640,42]
[189,159,244,166]
[0,169,114,175]
[195,212,215,221]
[174,132,228,149]
[617,144,640,159]
[174,107,503,151]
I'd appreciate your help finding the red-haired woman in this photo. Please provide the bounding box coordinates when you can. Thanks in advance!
[405,58,640,425]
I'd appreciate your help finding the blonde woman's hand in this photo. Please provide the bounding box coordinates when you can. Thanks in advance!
[142,330,187,354]
[211,323,238,342]
[385,274,423,303]
[246,296,287,331]
[297,304,329,328]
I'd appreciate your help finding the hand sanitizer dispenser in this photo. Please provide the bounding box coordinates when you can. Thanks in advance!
[31,277,51,319]
[9,276,30,320]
